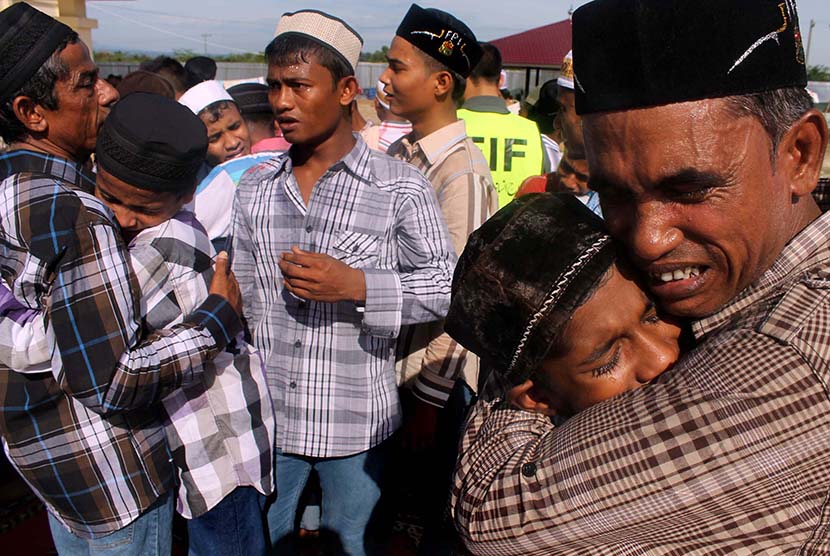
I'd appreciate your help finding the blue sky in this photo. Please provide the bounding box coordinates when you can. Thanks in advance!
[89,0,830,67]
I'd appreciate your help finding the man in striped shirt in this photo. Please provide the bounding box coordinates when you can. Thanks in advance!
[231,10,454,555]
[452,0,830,553]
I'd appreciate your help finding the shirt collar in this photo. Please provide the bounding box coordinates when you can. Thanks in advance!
[274,134,373,183]
[692,208,830,340]
[407,119,469,166]
[0,149,95,192]
[461,95,511,114]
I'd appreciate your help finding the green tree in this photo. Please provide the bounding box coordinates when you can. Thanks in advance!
[807,65,830,81]
[360,46,389,63]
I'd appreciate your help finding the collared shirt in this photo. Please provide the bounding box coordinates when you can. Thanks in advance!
[232,136,454,458]
[0,150,241,537]
[388,120,498,405]
[0,210,275,519]
[452,190,830,554]
[361,120,413,153]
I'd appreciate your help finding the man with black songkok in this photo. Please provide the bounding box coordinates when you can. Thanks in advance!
[382,2,498,454]
[0,4,243,553]
[452,0,830,553]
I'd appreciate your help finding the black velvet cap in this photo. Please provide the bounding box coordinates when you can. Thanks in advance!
[0,2,74,101]
[96,93,207,193]
[572,0,808,115]
[396,4,483,78]
[445,193,617,386]
[228,83,272,116]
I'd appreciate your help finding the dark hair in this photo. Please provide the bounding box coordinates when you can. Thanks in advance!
[243,111,274,128]
[417,49,467,104]
[527,80,560,135]
[469,43,501,84]
[197,100,237,124]
[184,56,217,88]
[722,86,814,164]
[265,35,352,87]
[0,32,79,143]
[139,56,188,94]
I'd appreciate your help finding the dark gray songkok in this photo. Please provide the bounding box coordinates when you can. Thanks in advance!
[96,93,207,193]
[0,2,74,101]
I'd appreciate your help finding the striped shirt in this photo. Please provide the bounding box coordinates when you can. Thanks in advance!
[232,135,455,458]
[0,150,242,537]
[388,120,499,406]
[452,190,830,554]
[361,120,413,153]
[0,210,275,519]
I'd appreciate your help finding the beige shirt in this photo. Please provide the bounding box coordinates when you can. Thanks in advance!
[388,119,498,405]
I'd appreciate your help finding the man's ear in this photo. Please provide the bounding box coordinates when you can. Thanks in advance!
[433,70,454,100]
[775,109,828,199]
[506,378,560,417]
[338,75,359,107]
[11,96,48,135]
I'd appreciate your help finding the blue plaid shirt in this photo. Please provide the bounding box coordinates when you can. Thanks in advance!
[0,150,242,537]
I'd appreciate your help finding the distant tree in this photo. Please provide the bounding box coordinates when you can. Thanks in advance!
[360,46,389,63]
[94,50,151,63]
[808,65,830,81]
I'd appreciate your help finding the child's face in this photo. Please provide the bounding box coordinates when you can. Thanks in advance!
[537,262,682,417]
[95,167,192,242]
[202,103,251,166]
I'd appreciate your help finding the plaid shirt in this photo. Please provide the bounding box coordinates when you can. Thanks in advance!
[389,120,499,406]
[452,187,830,554]
[232,136,455,458]
[0,150,241,537]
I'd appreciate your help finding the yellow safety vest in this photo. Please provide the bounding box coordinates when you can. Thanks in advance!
[458,108,544,208]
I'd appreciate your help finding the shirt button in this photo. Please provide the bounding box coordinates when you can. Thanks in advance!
[305,225,313,233]
[521,462,537,477]
[294,340,301,348]
[289,381,297,389]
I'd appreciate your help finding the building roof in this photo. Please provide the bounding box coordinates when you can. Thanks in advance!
[489,19,571,69]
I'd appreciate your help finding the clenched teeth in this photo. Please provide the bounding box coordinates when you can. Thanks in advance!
[656,267,701,283]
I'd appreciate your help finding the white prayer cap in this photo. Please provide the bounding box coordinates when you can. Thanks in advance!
[179,80,234,115]
[557,50,574,90]
[273,10,363,73]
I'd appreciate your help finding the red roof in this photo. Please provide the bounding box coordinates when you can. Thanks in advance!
[489,19,572,68]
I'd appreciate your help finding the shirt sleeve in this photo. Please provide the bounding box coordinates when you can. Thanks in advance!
[22,186,242,416]
[411,170,497,406]
[362,176,456,339]
[0,281,53,373]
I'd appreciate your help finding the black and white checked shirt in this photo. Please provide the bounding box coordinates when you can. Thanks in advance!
[232,136,455,458]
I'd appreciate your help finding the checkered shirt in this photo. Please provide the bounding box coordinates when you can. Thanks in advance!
[232,135,455,458]
[0,150,241,537]
[452,191,830,554]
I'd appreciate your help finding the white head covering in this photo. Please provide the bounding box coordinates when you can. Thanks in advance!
[557,50,574,90]
[274,10,363,72]
[375,80,390,110]
[179,80,234,115]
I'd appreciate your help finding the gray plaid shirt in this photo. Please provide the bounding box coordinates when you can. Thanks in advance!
[453,187,830,554]
[232,136,455,458]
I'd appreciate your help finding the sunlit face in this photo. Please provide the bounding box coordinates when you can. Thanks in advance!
[200,103,251,166]
[583,99,798,318]
[552,155,590,195]
[267,55,350,147]
[95,167,192,242]
[538,262,682,417]
[380,36,438,122]
[41,41,118,161]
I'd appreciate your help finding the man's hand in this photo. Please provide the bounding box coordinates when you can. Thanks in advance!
[278,246,366,303]
[209,251,243,316]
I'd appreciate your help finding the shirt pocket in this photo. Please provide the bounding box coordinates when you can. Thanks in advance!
[332,230,382,268]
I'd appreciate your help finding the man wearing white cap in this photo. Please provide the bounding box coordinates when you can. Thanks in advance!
[360,79,412,152]
[230,9,455,555]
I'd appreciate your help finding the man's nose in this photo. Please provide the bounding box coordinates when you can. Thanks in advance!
[623,201,682,264]
[97,77,119,107]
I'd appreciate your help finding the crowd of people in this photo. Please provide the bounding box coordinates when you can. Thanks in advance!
[0,0,829,555]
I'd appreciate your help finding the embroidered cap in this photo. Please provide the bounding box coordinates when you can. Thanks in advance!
[572,0,807,114]
[445,193,616,386]
[97,93,207,193]
[395,4,483,78]
[557,50,574,90]
[0,2,74,101]
[179,80,234,115]
[273,10,363,73]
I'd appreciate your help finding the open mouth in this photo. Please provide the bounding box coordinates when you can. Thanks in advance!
[647,264,710,302]
[652,266,703,283]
